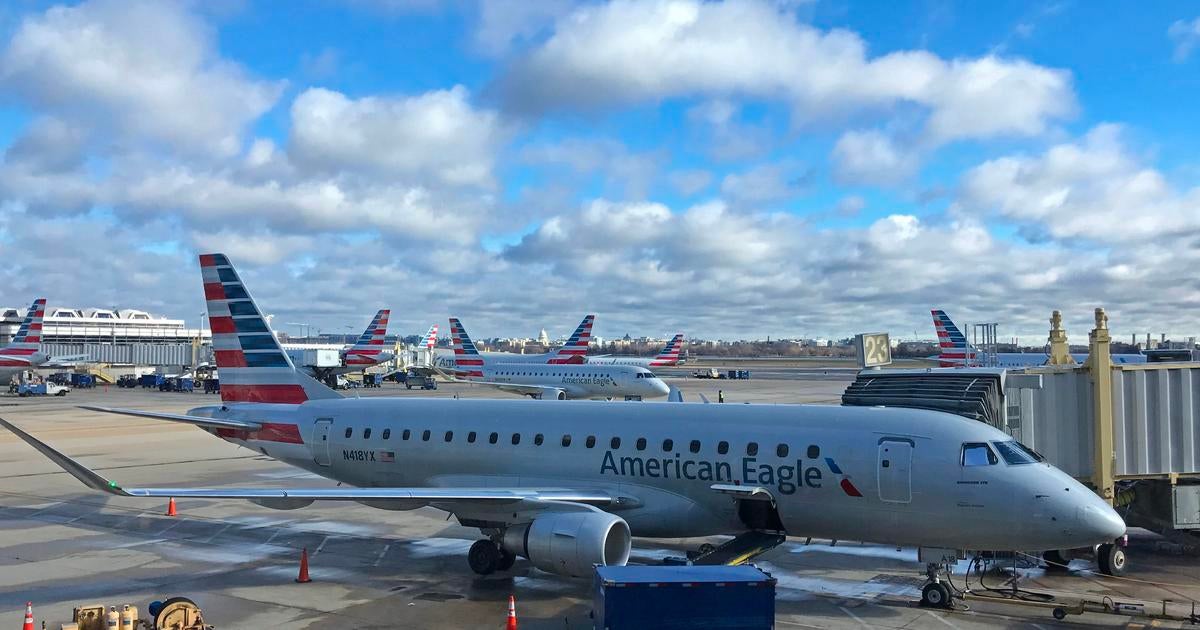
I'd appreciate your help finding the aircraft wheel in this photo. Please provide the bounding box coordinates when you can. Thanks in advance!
[1042,549,1070,570]
[1097,543,1126,576]
[921,582,952,609]
[468,539,500,575]
[496,547,517,571]
[698,543,716,555]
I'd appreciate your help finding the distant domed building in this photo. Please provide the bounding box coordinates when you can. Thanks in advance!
[537,328,550,345]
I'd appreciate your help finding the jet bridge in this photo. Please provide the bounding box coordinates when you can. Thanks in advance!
[841,367,1042,427]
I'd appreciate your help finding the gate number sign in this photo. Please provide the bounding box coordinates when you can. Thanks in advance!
[856,332,892,368]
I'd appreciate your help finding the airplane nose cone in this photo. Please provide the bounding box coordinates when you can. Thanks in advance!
[1078,501,1126,543]
[650,378,670,397]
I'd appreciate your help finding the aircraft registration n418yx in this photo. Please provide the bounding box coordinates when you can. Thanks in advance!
[1,254,1126,607]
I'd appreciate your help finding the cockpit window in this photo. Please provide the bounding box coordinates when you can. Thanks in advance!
[961,442,998,466]
[992,440,1042,465]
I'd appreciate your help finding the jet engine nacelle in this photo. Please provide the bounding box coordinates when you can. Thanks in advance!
[502,512,631,577]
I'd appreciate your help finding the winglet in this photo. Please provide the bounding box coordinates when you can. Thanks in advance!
[0,417,129,496]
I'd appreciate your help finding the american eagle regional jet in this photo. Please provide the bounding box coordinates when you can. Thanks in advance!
[1,254,1126,609]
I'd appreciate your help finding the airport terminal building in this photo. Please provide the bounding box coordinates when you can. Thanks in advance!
[0,306,211,366]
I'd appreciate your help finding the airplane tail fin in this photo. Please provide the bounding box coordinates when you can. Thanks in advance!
[0,298,45,357]
[448,317,483,376]
[199,253,341,404]
[548,314,593,364]
[932,309,976,367]
[345,309,390,365]
[424,324,438,350]
[650,333,685,366]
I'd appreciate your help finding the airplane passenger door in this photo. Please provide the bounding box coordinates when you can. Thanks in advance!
[312,418,333,467]
[877,440,912,503]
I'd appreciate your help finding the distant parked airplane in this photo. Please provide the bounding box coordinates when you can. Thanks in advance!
[0,298,89,382]
[932,309,1145,367]
[587,334,685,368]
[432,314,594,370]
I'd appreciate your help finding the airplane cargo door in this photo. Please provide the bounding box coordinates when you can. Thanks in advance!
[877,440,912,503]
[312,418,333,467]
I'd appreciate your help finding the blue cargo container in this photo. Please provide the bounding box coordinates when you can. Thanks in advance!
[592,565,775,630]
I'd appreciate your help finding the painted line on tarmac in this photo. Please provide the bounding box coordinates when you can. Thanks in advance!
[925,611,960,629]
[837,605,869,628]
[373,543,391,567]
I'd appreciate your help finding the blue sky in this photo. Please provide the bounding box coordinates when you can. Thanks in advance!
[0,0,1198,342]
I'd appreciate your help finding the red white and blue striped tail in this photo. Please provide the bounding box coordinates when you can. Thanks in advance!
[424,324,438,350]
[547,314,593,364]
[200,253,340,404]
[344,309,390,366]
[649,333,685,366]
[932,309,977,367]
[0,298,45,357]
[447,317,483,377]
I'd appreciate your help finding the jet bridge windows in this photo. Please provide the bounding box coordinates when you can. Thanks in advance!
[961,442,998,467]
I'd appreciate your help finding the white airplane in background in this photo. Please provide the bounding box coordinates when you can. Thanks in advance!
[433,314,594,370]
[587,334,685,368]
[0,299,90,382]
[421,324,438,351]
[443,317,669,400]
[932,309,1146,367]
[283,309,394,380]
[2,253,1128,610]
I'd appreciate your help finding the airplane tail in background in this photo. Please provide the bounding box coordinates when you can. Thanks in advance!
[448,318,483,377]
[548,314,593,364]
[0,298,45,357]
[345,309,390,365]
[932,309,977,367]
[649,334,685,366]
[199,253,341,404]
[424,324,438,350]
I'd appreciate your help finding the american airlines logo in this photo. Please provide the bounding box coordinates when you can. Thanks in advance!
[599,451,862,497]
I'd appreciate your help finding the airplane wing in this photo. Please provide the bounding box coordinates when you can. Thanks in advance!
[79,405,262,431]
[0,418,622,514]
[433,366,570,399]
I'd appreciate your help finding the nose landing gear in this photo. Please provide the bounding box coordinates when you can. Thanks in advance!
[920,561,957,609]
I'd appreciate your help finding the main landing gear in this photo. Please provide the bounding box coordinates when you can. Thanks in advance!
[468,538,516,575]
[1041,540,1127,576]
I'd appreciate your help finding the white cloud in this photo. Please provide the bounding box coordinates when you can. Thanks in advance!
[1169,17,1200,62]
[719,160,810,206]
[668,169,713,197]
[289,86,505,188]
[518,137,663,198]
[494,0,1074,148]
[0,0,283,157]
[831,130,916,185]
[959,124,1200,242]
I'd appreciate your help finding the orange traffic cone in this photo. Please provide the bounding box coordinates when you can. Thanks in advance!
[165,497,177,517]
[21,602,33,630]
[505,595,517,630]
[295,547,312,583]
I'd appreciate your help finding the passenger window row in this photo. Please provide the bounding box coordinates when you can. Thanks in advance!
[341,426,820,458]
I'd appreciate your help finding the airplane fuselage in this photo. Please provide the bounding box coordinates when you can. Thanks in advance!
[198,397,1123,552]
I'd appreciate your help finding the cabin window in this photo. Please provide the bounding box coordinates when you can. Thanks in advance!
[468,431,477,443]
[344,428,353,439]
[444,431,453,442]
[718,441,729,455]
[512,433,521,445]
[690,440,701,454]
[489,432,499,444]
[402,429,411,440]
[962,442,998,466]
[807,444,820,459]
[382,429,391,440]
[611,437,621,449]
[636,437,647,451]
[586,435,596,448]
[534,433,544,446]
[561,434,572,447]
[363,428,372,440]
[662,439,674,452]
[746,442,759,457]
[422,430,431,442]
[776,444,789,458]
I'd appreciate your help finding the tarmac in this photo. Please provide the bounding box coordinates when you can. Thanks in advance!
[2,375,1199,629]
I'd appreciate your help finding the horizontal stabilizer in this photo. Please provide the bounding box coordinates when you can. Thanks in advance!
[78,405,261,430]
